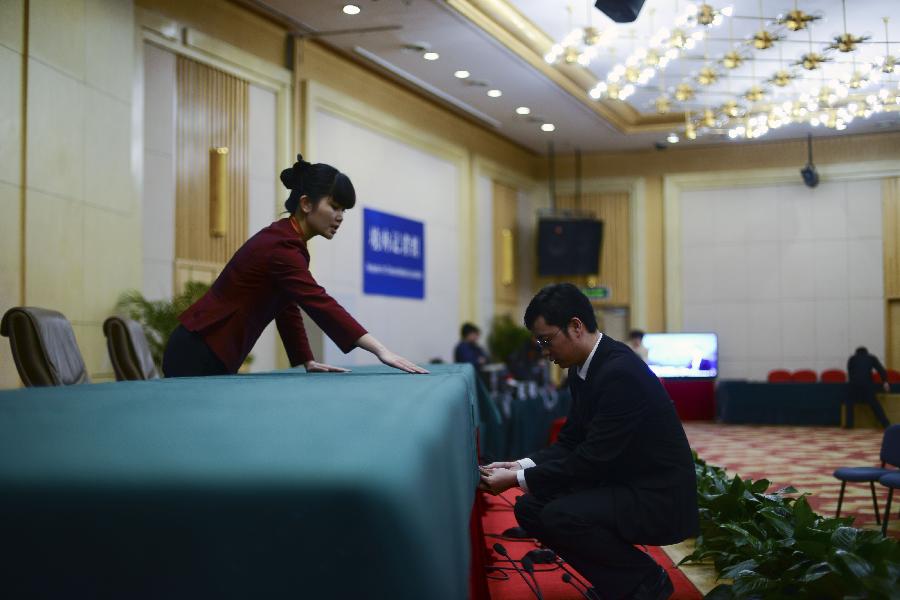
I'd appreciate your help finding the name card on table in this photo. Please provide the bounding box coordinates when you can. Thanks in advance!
[363,208,425,299]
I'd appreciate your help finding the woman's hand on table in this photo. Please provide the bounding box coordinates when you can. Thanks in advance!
[355,333,429,374]
[376,349,429,374]
[304,360,350,373]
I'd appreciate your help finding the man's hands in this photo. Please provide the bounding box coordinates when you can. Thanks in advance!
[482,461,522,471]
[304,360,350,373]
[884,382,891,393]
[478,465,519,495]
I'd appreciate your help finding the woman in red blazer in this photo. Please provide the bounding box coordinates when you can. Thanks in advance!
[162,155,427,377]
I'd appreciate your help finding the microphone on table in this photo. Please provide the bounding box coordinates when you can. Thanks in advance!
[562,573,600,600]
[492,543,541,600]
[521,555,545,600]
[525,548,557,564]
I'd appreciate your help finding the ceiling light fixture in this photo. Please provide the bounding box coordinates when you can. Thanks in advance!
[454,70,470,79]
[487,89,502,98]
[589,3,731,102]
[516,106,531,115]
[541,123,556,132]
[342,4,360,16]
[423,52,440,61]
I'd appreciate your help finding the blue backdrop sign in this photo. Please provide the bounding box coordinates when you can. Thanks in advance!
[363,208,425,299]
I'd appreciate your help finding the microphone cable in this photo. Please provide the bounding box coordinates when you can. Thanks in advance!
[492,543,542,600]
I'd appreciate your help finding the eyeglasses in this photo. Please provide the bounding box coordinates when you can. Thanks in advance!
[534,329,562,351]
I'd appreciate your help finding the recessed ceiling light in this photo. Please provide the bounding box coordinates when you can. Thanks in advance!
[541,123,555,132]
[454,70,470,79]
[423,52,440,61]
[487,89,502,98]
[515,106,531,115]
[342,4,360,15]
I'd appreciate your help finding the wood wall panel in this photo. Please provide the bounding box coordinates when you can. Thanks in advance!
[885,178,900,369]
[492,181,519,318]
[885,178,900,299]
[537,192,631,307]
[176,56,248,266]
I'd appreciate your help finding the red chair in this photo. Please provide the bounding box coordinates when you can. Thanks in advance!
[791,369,818,383]
[767,369,791,383]
[871,370,900,384]
[820,369,847,383]
[547,417,567,445]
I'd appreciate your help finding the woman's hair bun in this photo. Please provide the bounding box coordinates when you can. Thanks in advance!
[280,154,312,190]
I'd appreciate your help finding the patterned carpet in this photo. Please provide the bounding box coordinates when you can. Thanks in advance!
[683,423,900,537]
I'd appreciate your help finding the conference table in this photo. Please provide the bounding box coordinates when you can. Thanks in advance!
[0,364,491,599]
[716,380,900,426]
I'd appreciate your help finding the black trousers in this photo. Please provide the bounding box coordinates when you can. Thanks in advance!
[513,488,658,600]
[162,325,230,377]
[845,384,890,428]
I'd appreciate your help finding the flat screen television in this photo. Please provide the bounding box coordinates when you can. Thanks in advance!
[642,333,718,379]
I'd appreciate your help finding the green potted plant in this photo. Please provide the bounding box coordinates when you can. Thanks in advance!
[115,281,211,369]
[487,314,533,364]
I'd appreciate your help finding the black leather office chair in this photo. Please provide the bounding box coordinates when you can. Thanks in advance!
[103,316,160,381]
[0,307,90,386]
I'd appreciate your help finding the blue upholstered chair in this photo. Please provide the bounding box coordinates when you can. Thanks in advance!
[879,471,900,536]
[832,425,900,524]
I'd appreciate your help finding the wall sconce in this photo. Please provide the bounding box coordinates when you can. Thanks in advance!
[209,147,229,237]
[501,228,514,286]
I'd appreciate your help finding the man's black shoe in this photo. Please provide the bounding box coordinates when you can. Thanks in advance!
[630,566,673,600]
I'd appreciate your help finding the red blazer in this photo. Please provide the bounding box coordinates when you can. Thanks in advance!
[179,218,367,373]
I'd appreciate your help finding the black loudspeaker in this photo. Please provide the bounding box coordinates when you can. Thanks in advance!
[537,219,603,276]
[594,0,646,22]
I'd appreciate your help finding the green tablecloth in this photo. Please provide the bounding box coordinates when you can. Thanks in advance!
[0,364,483,599]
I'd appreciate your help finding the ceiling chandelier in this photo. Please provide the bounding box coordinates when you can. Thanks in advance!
[544,1,618,67]
[587,3,732,101]
[576,0,900,143]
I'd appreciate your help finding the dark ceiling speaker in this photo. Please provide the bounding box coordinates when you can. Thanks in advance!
[594,0,646,23]
[800,133,819,188]
[537,219,604,276]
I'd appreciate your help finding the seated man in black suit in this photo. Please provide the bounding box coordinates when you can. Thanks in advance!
[480,284,699,600]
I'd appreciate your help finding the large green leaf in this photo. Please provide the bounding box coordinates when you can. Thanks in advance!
[800,561,834,582]
[749,479,770,493]
[832,549,874,580]
[721,559,760,579]
[758,507,795,538]
[831,527,859,550]
[731,571,771,597]
[704,584,736,599]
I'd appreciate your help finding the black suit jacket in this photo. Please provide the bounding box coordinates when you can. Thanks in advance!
[524,334,699,545]
[847,352,887,387]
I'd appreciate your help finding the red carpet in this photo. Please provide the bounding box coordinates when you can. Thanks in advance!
[479,489,702,600]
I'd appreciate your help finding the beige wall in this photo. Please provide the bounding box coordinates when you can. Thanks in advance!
[0,0,25,388]
[0,0,141,388]
[547,132,900,333]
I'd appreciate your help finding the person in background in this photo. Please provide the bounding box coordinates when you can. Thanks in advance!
[162,154,426,378]
[480,284,698,600]
[454,322,488,370]
[846,346,892,429]
[627,329,649,363]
